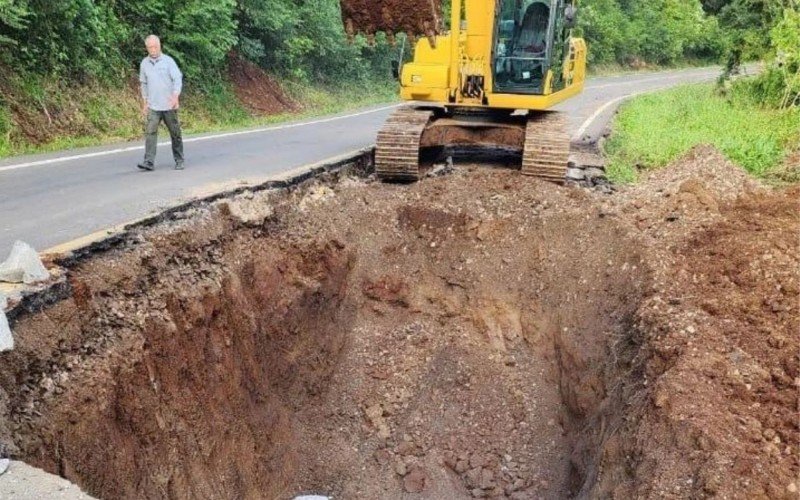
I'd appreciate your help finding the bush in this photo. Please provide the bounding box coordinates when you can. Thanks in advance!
[724,6,799,109]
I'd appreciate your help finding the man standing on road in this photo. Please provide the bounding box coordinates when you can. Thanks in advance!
[138,35,185,171]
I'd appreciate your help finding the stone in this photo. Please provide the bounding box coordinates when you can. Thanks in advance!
[654,388,669,408]
[374,449,390,465]
[479,468,495,489]
[394,460,408,476]
[403,466,427,493]
[584,167,606,179]
[0,241,49,284]
[466,467,483,487]
[225,195,274,226]
[364,404,391,439]
[396,441,417,456]
[469,453,487,469]
[427,161,455,178]
[565,168,585,181]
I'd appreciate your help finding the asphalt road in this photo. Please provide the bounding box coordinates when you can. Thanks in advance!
[0,66,728,256]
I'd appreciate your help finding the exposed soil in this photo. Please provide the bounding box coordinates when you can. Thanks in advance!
[228,53,298,116]
[339,0,443,37]
[0,146,797,499]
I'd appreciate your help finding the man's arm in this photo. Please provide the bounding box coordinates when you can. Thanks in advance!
[169,58,183,109]
[139,61,149,115]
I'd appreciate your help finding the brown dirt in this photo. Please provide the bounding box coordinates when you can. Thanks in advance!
[228,53,298,116]
[0,145,797,499]
[339,0,443,37]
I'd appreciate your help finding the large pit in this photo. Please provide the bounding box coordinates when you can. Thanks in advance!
[1,147,798,499]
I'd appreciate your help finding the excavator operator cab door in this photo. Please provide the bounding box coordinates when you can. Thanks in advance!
[493,0,559,95]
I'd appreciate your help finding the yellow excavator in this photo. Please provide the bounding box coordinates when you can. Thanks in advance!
[340,0,586,182]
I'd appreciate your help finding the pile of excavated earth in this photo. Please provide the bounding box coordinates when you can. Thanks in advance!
[0,145,797,499]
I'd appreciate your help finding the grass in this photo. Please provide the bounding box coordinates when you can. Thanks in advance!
[0,76,398,159]
[604,83,800,183]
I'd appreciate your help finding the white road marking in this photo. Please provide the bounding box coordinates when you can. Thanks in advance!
[0,104,401,173]
[573,93,641,140]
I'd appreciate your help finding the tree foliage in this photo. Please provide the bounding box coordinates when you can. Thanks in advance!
[578,0,728,66]
[0,0,794,106]
[741,3,800,107]
[0,0,396,86]
[236,0,395,82]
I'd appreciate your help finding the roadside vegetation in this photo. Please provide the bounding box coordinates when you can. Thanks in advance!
[606,3,799,184]
[0,75,396,158]
[0,0,795,158]
[605,83,800,183]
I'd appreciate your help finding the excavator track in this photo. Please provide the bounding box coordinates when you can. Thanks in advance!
[375,106,433,181]
[521,112,570,183]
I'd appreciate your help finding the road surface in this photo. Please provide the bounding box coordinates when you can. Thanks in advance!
[0,66,729,256]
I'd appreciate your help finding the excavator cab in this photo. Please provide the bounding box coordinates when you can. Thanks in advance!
[495,0,552,93]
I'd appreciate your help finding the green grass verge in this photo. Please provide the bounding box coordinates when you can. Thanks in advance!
[605,83,800,184]
[0,78,398,159]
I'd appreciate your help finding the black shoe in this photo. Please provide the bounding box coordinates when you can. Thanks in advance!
[137,162,154,171]
[175,162,185,170]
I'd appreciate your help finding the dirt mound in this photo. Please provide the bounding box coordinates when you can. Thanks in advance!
[228,53,298,116]
[637,186,799,497]
[584,145,799,498]
[0,147,797,499]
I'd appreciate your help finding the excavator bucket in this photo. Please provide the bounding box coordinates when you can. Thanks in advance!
[340,0,442,44]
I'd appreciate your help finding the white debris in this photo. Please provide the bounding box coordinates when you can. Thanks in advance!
[0,292,11,352]
[298,185,335,211]
[224,190,275,225]
[0,241,50,284]
[0,458,8,475]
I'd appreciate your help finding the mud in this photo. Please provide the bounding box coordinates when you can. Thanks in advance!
[0,146,797,499]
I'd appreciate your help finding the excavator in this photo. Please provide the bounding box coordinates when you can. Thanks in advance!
[339,0,586,182]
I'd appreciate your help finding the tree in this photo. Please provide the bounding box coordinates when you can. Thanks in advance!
[0,0,28,49]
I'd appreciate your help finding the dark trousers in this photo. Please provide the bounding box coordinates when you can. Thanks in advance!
[144,109,184,166]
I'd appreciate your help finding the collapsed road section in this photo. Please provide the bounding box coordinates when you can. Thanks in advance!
[0,147,797,499]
